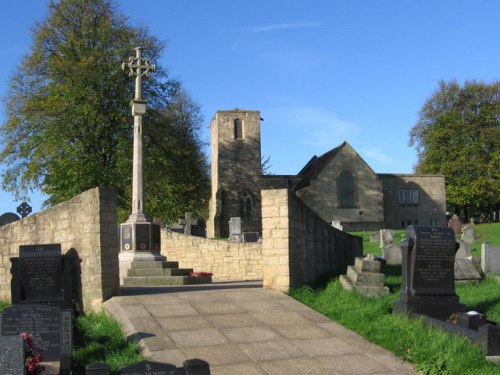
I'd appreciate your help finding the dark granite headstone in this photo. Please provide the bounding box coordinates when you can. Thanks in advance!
[0,336,25,375]
[119,360,177,375]
[243,232,259,243]
[183,359,210,375]
[0,212,20,227]
[0,305,72,362]
[393,225,466,320]
[19,244,63,304]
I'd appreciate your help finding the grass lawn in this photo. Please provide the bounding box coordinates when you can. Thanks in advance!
[291,223,500,375]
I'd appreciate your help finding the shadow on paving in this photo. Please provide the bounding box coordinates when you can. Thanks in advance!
[118,280,263,296]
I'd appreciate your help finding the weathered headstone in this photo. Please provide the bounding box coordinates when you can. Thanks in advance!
[0,305,72,363]
[461,226,475,244]
[228,217,243,242]
[340,254,389,297]
[448,214,462,234]
[0,336,25,375]
[0,212,20,227]
[331,221,343,231]
[455,239,471,259]
[454,259,482,283]
[382,243,402,265]
[481,242,500,273]
[393,225,466,320]
[369,232,380,243]
[379,229,394,248]
[18,244,63,304]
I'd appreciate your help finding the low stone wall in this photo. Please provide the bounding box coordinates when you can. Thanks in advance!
[0,187,119,313]
[161,231,262,281]
[262,188,362,292]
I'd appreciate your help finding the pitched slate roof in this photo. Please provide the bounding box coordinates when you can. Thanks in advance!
[295,141,347,190]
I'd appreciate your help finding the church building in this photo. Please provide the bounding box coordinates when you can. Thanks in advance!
[206,109,446,238]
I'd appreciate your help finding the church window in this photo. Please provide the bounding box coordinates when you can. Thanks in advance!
[234,119,243,139]
[239,192,253,217]
[337,169,357,207]
[399,188,419,204]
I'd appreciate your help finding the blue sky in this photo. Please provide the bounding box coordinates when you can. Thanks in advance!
[0,0,499,215]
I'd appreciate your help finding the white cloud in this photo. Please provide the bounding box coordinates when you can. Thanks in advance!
[285,106,361,149]
[357,146,393,164]
[242,22,323,33]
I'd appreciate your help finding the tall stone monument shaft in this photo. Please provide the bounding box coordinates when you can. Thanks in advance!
[122,47,155,223]
[119,47,164,283]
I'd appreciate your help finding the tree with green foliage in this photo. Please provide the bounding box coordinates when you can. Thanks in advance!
[0,0,209,223]
[409,80,500,221]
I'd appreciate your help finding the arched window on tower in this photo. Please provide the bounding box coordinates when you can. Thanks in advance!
[337,169,357,208]
[239,192,253,218]
[234,118,243,139]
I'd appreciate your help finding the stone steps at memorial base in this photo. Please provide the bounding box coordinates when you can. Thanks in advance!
[130,260,179,269]
[339,275,389,297]
[127,267,193,277]
[122,275,212,286]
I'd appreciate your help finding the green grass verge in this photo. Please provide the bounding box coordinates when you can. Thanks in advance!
[72,312,144,374]
[291,269,500,375]
[294,224,500,374]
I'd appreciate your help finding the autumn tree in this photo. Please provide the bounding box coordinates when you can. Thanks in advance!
[409,80,500,221]
[0,0,209,222]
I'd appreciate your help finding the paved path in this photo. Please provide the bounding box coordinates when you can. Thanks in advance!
[104,281,419,375]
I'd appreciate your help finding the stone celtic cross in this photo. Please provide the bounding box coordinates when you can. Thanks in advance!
[122,47,156,101]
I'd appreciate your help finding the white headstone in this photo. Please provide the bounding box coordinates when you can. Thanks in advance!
[481,242,500,273]
[382,243,402,265]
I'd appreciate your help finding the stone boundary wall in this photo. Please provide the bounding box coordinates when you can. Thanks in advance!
[262,188,362,292]
[0,187,119,313]
[161,231,262,281]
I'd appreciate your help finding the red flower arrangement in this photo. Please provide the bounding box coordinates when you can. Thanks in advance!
[20,333,44,374]
[189,272,213,277]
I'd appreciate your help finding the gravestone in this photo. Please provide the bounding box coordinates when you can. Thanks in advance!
[369,232,380,243]
[331,221,343,231]
[454,259,482,283]
[461,226,475,244]
[379,229,394,248]
[0,336,25,375]
[340,254,389,297]
[455,239,471,259]
[481,242,500,273]
[18,244,63,304]
[228,217,243,242]
[120,360,177,375]
[0,305,72,363]
[382,243,402,265]
[448,215,462,234]
[0,212,20,227]
[243,232,259,243]
[393,225,466,320]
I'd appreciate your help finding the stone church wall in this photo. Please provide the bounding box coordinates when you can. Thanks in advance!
[296,144,384,231]
[262,188,362,292]
[379,174,447,229]
[0,187,119,313]
[161,231,262,281]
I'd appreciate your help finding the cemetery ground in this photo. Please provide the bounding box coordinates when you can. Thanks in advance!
[292,222,500,375]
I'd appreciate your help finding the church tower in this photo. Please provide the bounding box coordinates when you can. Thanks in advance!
[207,110,262,238]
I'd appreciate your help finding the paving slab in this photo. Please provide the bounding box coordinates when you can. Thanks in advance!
[104,281,420,375]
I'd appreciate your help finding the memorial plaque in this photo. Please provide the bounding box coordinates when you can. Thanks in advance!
[135,224,151,251]
[0,336,25,375]
[243,232,259,243]
[19,244,62,303]
[119,360,177,375]
[152,224,161,252]
[410,226,457,296]
[0,305,72,361]
[121,224,133,251]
